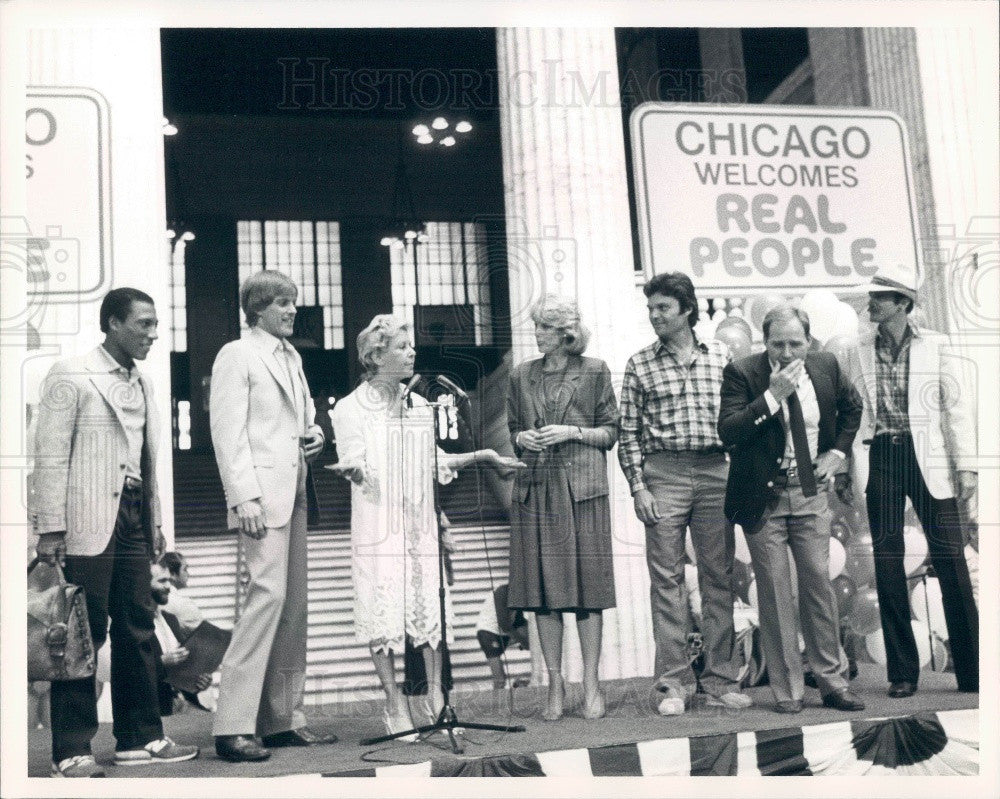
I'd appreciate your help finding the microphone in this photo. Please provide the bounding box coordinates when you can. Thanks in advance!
[400,373,423,404]
[436,374,469,402]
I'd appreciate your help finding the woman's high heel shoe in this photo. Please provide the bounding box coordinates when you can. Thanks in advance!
[542,677,566,721]
[382,706,418,743]
[581,688,606,720]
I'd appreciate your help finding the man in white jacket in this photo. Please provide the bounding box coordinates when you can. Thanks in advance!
[210,271,334,762]
[849,273,978,699]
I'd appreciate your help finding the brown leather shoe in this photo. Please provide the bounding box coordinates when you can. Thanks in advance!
[261,727,338,747]
[215,735,270,762]
[774,700,803,714]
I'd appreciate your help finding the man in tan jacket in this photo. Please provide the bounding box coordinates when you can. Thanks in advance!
[31,288,199,776]
[210,271,334,762]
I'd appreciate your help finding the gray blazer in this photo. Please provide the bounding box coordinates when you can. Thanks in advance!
[506,355,618,504]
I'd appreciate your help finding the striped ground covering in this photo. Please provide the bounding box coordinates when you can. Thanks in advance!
[320,708,978,777]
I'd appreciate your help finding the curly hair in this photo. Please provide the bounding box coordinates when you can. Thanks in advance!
[356,314,410,378]
[529,294,590,355]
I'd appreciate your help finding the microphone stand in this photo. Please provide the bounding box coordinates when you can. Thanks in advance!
[360,393,525,753]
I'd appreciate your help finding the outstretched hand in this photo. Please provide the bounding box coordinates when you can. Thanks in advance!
[479,449,527,476]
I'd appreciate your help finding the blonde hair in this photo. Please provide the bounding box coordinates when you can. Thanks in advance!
[240,271,297,327]
[356,314,410,378]
[530,294,590,355]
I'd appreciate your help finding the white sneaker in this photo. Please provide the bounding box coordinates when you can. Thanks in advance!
[655,682,690,716]
[51,755,105,777]
[706,691,753,710]
[114,736,199,766]
[657,696,686,716]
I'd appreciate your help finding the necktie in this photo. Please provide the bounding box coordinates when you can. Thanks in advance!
[786,390,817,497]
[280,344,304,434]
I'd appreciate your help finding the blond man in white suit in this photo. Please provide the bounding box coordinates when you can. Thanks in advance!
[210,271,335,762]
[847,273,978,700]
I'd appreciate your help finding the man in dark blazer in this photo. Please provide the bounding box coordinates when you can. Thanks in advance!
[719,304,864,714]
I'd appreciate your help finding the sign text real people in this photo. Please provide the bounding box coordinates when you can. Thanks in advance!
[630,104,922,294]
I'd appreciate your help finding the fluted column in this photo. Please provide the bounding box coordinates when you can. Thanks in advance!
[808,27,947,330]
[497,28,655,684]
[914,26,999,572]
[23,27,175,544]
[698,29,748,102]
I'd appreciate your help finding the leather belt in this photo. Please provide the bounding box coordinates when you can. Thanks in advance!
[864,433,912,446]
[123,475,143,491]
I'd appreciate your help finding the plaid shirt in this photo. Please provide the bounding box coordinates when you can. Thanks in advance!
[874,322,916,436]
[618,335,730,494]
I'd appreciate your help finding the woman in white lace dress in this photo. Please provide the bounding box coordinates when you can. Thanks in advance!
[331,315,522,739]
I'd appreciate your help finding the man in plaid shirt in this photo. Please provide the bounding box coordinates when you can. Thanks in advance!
[619,272,750,715]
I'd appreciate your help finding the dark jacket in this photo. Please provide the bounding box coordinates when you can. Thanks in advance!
[507,355,617,504]
[718,351,862,530]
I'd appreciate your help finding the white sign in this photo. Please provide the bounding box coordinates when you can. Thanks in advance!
[630,103,922,294]
[26,87,112,304]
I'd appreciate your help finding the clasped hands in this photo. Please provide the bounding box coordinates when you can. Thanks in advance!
[517,424,578,452]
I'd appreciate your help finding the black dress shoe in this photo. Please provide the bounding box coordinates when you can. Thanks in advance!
[775,700,803,714]
[260,727,338,747]
[956,681,978,694]
[215,735,270,762]
[887,681,917,698]
[822,688,865,711]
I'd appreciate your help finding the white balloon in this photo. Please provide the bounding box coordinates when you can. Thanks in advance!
[734,525,752,564]
[929,635,950,672]
[800,289,840,344]
[911,576,948,639]
[684,563,702,618]
[903,526,929,576]
[693,318,718,344]
[684,563,699,590]
[965,545,979,603]
[865,630,887,665]
[828,537,846,579]
[685,529,696,565]
[832,301,859,337]
[911,619,933,668]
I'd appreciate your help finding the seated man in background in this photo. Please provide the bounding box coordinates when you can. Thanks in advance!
[475,584,530,690]
[159,551,204,638]
[150,564,212,713]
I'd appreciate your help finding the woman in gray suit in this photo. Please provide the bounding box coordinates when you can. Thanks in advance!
[506,295,618,720]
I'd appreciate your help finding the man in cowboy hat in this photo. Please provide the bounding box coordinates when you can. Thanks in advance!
[847,271,978,699]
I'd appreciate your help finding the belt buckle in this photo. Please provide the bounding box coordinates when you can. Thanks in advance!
[890,434,904,445]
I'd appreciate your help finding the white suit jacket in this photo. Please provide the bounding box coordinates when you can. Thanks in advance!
[847,326,976,499]
[29,347,162,556]
[210,326,322,529]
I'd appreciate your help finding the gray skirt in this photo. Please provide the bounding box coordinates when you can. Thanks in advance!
[507,461,616,612]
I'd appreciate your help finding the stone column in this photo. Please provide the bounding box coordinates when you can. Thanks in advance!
[22,27,175,544]
[698,29,748,102]
[808,27,947,330]
[914,26,999,557]
[497,28,655,685]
